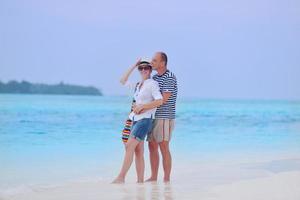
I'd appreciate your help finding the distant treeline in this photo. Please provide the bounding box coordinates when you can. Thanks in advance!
[0,80,102,96]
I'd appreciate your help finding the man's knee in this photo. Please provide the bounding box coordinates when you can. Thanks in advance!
[159,142,170,154]
[148,141,159,152]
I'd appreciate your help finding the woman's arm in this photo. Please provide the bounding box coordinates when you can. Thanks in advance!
[133,99,163,114]
[119,58,141,85]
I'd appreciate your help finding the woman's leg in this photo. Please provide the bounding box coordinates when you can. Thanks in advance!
[112,138,139,183]
[135,141,144,183]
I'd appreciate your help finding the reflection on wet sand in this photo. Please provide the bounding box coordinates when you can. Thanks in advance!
[149,182,174,200]
[117,182,173,200]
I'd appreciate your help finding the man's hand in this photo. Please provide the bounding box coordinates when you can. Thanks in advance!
[138,109,147,114]
[133,103,146,114]
[133,104,144,114]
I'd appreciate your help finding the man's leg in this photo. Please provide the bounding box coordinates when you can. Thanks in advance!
[146,141,159,181]
[159,141,172,182]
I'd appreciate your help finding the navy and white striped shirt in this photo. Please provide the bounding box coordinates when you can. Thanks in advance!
[153,70,178,119]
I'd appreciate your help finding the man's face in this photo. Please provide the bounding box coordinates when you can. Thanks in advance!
[151,53,162,70]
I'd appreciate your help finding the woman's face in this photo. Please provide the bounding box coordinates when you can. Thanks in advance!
[138,65,152,80]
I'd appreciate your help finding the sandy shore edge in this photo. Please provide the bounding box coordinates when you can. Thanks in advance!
[1,170,300,200]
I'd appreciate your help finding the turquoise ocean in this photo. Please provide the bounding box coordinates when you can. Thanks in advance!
[1,94,300,191]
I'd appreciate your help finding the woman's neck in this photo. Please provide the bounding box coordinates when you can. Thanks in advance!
[142,76,150,81]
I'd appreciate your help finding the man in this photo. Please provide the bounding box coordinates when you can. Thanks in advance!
[146,52,178,182]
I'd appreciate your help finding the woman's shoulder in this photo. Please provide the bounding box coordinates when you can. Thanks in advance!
[124,81,140,90]
[146,78,159,85]
[144,79,160,90]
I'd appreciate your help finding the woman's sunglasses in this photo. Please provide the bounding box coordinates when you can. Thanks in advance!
[138,65,151,71]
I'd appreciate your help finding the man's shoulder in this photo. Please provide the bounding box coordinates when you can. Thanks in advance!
[153,70,176,79]
[166,70,176,79]
[152,74,159,79]
[163,70,177,84]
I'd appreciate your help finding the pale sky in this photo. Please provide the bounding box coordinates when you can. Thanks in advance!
[0,0,299,99]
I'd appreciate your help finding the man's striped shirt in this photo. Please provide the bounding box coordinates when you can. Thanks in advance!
[153,70,178,119]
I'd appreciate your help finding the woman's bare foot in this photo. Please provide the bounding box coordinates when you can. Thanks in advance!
[111,177,125,184]
[145,177,157,182]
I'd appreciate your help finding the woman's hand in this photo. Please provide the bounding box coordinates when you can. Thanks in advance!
[132,58,141,69]
[119,58,141,85]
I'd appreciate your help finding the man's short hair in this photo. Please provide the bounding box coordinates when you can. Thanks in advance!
[158,52,168,66]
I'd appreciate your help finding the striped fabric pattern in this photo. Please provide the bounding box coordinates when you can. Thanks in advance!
[121,83,139,143]
[153,70,178,119]
[122,119,133,143]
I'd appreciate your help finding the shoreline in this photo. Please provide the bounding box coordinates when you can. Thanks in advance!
[1,157,300,200]
[1,170,299,200]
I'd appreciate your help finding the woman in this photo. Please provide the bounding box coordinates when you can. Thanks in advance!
[112,59,163,184]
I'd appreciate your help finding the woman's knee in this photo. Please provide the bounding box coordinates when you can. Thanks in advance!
[135,150,144,158]
[125,145,133,153]
[135,143,144,155]
[125,140,138,152]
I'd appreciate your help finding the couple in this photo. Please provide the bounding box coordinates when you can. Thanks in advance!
[112,52,177,184]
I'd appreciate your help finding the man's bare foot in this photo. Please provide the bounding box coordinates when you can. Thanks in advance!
[111,178,125,184]
[163,178,170,183]
[145,177,157,182]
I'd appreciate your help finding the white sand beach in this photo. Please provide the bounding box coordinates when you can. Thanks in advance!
[2,156,300,200]
[202,171,300,200]
[1,171,299,200]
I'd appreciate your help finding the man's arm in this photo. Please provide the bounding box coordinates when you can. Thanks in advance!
[162,92,172,104]
[133,99,163,114]
[135,92,171,114]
